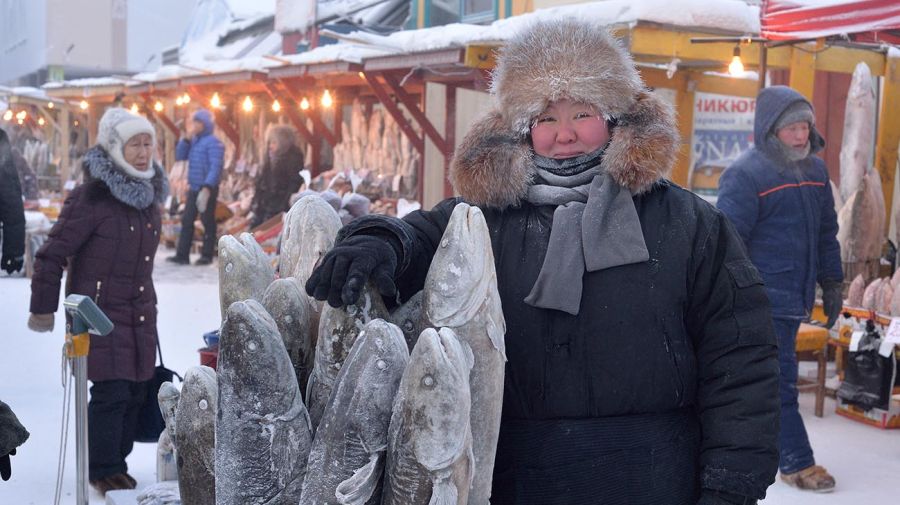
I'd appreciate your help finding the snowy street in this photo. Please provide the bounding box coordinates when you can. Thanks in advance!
[0,249,897,504]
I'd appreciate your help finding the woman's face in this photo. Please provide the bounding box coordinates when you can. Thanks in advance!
[530,99,610,159]
[123,133,154,172]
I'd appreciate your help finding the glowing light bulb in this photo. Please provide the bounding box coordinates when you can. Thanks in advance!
[154,101,164,112]
[242,96,253,112]
[211,92,221,108]
[15,111,26,120]
[728,46,744,76]
[38,117,45,126]
[74,120,80,126]
[3,110,13,121]
[271,99,281,112]
[175,96,184,106]
[47,102,54,109]
[299,97,310,110]
[182,93,191,104]
[130,103,139,114]
[79,100,89,110]
[17,119,23,125]
[321,89,333,108]
[358,72,366,79]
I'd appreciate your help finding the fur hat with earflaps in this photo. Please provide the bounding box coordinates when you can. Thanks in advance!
[96,107,157,180]
[450,19,680,208]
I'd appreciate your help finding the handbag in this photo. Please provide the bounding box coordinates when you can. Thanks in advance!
[135,339,182,443]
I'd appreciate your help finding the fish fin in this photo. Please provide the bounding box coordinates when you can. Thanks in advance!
[485,309,507,361]
[428,473,459,505]
[335,453,384,505]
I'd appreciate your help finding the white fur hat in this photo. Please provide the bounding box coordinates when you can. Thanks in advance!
[97,107,156,179]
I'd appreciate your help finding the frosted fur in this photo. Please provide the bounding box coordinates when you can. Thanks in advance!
[215,300,313,505]
[217,232,275,319]
[300,319,409,505]
[424,204,505,504]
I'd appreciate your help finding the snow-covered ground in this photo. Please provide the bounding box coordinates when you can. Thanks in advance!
[0,248,897,504]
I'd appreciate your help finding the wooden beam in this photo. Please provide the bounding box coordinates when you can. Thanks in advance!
[627,25,792,70]
[140,95,179,136]
[695,74,759,98]
[788,46,816,101]
[464,44,498,69]
[381,72,448,154]
[276,80,339,147]
[363,73,425,156]
[265,82,315,145]
[672,76,696,188]
[213,111,241,162]
[875,52,900,227]
[444,84,457,199]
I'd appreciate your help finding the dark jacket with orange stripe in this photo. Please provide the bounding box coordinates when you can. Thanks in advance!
[717,85,842,319]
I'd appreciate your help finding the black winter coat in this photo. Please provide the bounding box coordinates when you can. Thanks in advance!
[252,144,304,224]
[31,147,167,382]
[0,129,25,261]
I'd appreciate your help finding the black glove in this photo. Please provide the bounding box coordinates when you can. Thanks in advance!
[0,448,15,481]
[305,234,399,308]
[697,489,757,505]
[1,255,23,274]
[821,279,843,329]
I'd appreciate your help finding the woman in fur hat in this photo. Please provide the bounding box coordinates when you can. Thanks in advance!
[306,20,779,504]
[250,124,305,228]
[27,108,168,494]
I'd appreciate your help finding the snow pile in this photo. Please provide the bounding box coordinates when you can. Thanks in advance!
[275,0,316,34]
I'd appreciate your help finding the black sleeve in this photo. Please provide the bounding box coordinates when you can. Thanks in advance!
[0,138,26,259]
[686,208,780,500]
[337,197,461,301]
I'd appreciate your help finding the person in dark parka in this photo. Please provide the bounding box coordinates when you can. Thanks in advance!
[28,108,168,494]
[250,124,305,228]
[0,127,26,275]
[0,399,29,481]
[306,20,779,505]
[717,86,842,492]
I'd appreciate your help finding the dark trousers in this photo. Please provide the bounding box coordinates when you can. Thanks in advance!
[176,187,218,259]
[773,317,815,474]
[88,380,147,480]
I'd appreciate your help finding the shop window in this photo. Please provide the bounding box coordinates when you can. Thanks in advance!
[461,0,494,23]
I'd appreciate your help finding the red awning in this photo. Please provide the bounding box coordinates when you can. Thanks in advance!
[761,0,900,43]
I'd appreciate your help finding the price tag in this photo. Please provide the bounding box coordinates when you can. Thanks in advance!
[884,317,900,345]
[392,174,402,193]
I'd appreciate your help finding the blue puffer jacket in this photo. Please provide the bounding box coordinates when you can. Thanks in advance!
[176,109,225,191]
[717,86,842,319]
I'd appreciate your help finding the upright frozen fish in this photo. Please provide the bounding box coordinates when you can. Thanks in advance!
[218,233,275,319]
[300,319,409,505]
[278,194,342,285]
[175,365,217,505]
[306,285,389,431]
[262,277,315,396]
[216,299,313,505]
[837,172,884,263]
[424,203,506,505]
[156,382,180,483]
[839,62,877,204]
[382,327,475,505]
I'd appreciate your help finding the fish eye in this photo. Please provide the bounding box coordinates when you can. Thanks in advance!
[421,374,435,388]
[376,359,388,370]
[199,399,208,410]
[247,340,258,351]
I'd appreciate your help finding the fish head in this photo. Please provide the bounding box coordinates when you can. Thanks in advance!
[220,299,296,408]
[406,327,473,471]
[178,365,218,419]
[261,277,310,335]
[848,62,874,102]
[280,195,341,283]
[425,203,493,327]
[218,233,267,278]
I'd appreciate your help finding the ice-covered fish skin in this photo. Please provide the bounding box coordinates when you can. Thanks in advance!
[388,290,427,352]
[838,172,884,263]
[215,299,313,505]
[306,285,389,432]
[278,194,342,285]
[839,62,877,204]
[218,233,275,319]
[158,381,180,443]
[381,327,474,505]
[847,274,866,306]
[299,319,409,505]
[175,365,217,505]
[424,203,506,505]
[862,277,884,310]
[262,277,315,396]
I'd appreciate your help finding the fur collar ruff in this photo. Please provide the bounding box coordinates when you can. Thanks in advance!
[83,146,169,209]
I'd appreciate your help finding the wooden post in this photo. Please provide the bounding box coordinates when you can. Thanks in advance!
[60,107,71,185]
[444,85,457,198]
[875,51,900,228]
[788,46,816,101]
[672,74,696,188]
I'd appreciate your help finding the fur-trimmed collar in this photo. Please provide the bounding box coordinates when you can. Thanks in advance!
[450,91,679,208]
[82,146,169,209]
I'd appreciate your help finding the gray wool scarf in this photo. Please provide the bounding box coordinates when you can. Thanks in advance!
[524,150,649,315]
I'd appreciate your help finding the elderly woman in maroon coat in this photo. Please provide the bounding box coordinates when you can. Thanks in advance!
[27,108,168,494]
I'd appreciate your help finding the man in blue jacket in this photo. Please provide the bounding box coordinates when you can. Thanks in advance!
[168,109,224,265]
[718,85,842,492]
